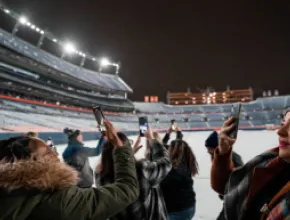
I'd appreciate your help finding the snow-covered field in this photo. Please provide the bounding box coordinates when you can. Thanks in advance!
[57,130,279,220]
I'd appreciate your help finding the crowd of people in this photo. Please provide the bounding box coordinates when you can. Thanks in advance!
[0,107,289,220]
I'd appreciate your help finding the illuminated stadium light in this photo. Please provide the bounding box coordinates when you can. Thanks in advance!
[63,42,76,54]
[6,6,120,71]
[19,16,28,25]
[100,58,110,66]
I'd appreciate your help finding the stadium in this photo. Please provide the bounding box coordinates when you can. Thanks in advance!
[0,3,290,220]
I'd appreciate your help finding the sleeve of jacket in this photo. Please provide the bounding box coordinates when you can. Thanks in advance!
[211,147,235,195]
[59,145,139,220]
[232,151,244,167]
[162,132,170,144]
[141,140,172,186]
[176,130,183,140]
[81,137,105,157]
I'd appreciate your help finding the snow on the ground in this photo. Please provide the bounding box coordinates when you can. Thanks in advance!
[57,130,278,220]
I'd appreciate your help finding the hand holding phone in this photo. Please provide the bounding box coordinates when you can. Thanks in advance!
[93,106,106,131]
[139,116,149,137]
[171,120,176,131]
[103,119,123,148]
[218,117,237,154]
[226,103,241,139]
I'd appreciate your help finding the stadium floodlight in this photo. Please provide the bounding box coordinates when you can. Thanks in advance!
[63,42,76,54]
[19,16,28,25]
[40,30,44,35]
[100,58,110,67]
[92,58,96,61]
[36,27,40,32]
[52,38,57,42]
[4,9,10,14]
[26,22,31,27]
[31,24,36,30]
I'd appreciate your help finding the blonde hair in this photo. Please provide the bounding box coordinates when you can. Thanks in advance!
[153,131,162,143]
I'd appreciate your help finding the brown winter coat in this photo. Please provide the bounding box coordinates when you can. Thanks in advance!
[211,147,290,220]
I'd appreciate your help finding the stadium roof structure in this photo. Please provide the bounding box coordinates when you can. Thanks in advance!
[0,4,133,93]
[0,4,119,71]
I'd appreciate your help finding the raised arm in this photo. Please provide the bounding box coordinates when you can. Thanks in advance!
[81,136,106,157]
[211,147,235,194]
[162,132,171,144]
[211,117,236,194]
[141,139,172,186]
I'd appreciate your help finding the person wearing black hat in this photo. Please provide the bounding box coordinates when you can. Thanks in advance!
[205,130,243,220]
[205,130,243,168]
[62,128,104,188]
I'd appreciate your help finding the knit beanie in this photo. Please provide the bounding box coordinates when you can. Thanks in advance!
[205,131,218,149]
[63,128,81,141]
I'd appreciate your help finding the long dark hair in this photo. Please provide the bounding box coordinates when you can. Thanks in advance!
[168,139,199,176]
[0,136,31,162]
[100,132,130,185]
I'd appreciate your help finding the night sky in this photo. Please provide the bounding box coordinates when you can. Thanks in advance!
[2,0,290,101]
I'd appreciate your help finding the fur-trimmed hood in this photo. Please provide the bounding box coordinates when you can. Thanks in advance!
[0,159,79,191]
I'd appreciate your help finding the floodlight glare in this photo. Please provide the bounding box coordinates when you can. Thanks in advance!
[100,58,110,66]
[4,9,10,14]
[52,38,57,42]
[31,25,36,30]
[92,58,96,61]
[40,30,44,35]
[19,16,28,25]
[35,27,40,32]
[26,22,31,27]
[63,42,76,54]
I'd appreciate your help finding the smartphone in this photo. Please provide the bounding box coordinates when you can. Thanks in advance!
[227,103,242,138]
[171,120,176,130]
[139,116,149,137]
[93,106,106,131]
